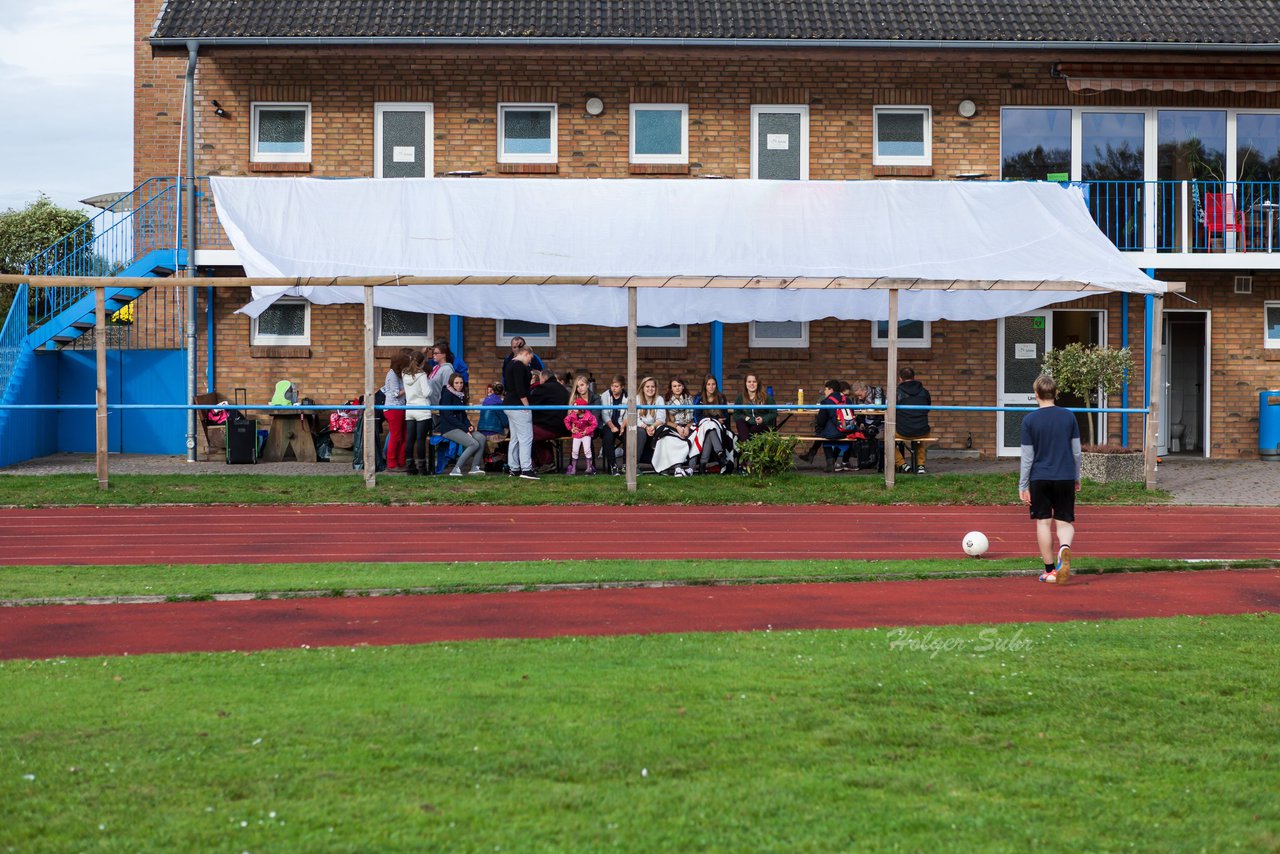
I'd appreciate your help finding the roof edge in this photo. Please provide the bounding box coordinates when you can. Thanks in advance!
[148,36,1280,52]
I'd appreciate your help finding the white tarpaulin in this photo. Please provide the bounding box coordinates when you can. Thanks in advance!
[210,177,1166,323]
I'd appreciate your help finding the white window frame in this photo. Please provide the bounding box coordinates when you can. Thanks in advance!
[1266,301,1280,349]
[872,106,932,167]
[872,319,932,349]
[251,298,311,345]
[497,103,558,164]
[749,105,809,180]
[374,307,434,347]
[630,103,689,165]
[251,102,312,163]
[374,102,434,178]
[637,324,688,347]
[495,319,556,348]
[749,321,809,348]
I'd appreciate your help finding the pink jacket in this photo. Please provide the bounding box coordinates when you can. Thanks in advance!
[564,409,598,439]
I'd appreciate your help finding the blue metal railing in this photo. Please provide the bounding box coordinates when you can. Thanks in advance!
[1076,179,1280,254]
[0,283,29,402]
[24,177,231,332]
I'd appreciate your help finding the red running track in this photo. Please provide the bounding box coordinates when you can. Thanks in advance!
[1,505,1278,565]
[1,569,1276,660]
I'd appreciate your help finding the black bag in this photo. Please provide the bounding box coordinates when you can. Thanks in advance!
[226,387,249,426]
[226,418,258,464]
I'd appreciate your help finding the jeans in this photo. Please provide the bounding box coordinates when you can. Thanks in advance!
[506,409,533,473]
[442,428,483,472]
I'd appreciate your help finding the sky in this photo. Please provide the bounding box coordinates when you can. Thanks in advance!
[0,0,133,214]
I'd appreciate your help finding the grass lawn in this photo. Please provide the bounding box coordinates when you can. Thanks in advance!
[2,614,1275,851]
[2,557,1272,602]
[0,471,1168,508]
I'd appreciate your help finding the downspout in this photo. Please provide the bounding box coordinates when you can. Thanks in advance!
[206,286,215,392]
[709,321,723,387]
[1121,292,1129,446]
[185,41,199,462]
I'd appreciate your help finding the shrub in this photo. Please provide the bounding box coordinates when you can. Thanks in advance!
[736,431,798,477]
[1042,343,1133,445]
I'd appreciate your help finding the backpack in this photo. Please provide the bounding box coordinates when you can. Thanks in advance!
[834,395,858,433]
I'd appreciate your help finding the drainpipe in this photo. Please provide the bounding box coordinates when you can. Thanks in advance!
[185,42,198,462]
[1121,293,1130,446]
[709,321,723,387]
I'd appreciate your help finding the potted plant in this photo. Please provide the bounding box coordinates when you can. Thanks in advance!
[1042,343,1141,483]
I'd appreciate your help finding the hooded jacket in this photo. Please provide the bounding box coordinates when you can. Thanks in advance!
[896,380,932,437]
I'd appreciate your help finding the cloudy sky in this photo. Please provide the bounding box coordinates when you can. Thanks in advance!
[0,0,133,214]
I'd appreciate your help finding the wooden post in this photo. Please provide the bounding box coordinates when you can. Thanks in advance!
[95,286,108,490]
[1144,294,1164,489]
[363,285,377,487]
[884,288,899,490]
[625,285,638,493]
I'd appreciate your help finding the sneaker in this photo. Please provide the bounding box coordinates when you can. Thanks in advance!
[467,468,486,476]
[1056,545,1072,584]
[916,466,927,475]
[898,463,913,474]
[611,466,622,476]
[833,461,847,472]
[1038,570,1058,583]
[448,468,463,477]
[586,465,597,475]
[519,470,540,481]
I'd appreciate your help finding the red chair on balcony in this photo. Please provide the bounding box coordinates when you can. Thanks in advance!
[1204,192,1246,251]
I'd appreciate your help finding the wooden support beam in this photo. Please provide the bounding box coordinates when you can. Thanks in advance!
[1145,295,1164,489]
[625,285,638,494]
[885,289,899,490]
[95,286,108,490]
[363,285,376,487]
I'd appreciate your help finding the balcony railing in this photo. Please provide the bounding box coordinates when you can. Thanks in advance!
[1079,179,1280,255]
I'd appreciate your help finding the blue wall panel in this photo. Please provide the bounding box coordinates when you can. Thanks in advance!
[0,350,60,467]
[57,350,187,455]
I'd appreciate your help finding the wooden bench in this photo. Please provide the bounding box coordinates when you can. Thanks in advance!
[893,435,939,471]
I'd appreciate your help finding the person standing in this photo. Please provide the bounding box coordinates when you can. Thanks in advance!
[1019,374,1082,584]
[381,351,410,471]
[894,366,932,474]
[503,346,537,480]
[501,336,545,376]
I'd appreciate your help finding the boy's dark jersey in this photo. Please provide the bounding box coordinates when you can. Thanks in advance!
[1020,405,1080,483]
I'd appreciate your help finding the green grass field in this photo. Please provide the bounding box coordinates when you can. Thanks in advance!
[3,557,1271,603]
[0,471,1167,508]
[3,615,1276,852]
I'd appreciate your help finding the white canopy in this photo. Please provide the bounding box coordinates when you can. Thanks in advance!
[211,176,1166,324]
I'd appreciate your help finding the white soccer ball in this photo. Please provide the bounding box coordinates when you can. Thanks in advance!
[962,531,989,557]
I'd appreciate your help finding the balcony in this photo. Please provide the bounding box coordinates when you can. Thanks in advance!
[1080,179,1280,269]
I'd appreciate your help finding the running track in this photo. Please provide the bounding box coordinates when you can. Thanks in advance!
[1,570,1276,660]
[1,504,1278,565]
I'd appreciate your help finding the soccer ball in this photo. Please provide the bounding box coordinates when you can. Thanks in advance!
[962,531,989,557]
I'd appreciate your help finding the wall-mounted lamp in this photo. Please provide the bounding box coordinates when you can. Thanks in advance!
[957,99,977,119]
[211,100,230,119]
[584,96,605,116]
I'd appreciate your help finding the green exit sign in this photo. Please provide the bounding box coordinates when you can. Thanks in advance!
[1032,317,1046,329]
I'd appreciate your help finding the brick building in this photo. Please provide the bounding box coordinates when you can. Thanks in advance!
[125,0,1280,459]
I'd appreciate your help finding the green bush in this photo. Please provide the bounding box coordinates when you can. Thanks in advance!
[736,431,798,477]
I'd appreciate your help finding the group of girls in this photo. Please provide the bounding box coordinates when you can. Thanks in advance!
[382,343,485,476]
[633,373,778,474]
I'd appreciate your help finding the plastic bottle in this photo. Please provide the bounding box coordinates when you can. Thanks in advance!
[797,388,805,405]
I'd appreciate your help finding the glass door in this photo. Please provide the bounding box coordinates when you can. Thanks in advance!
[374,103,433,178]
[997,311,1052,456]
[1080,111,1146,250]
[751,106,808,180]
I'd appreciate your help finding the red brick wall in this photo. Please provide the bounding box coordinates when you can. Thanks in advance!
[130,11,1280,456]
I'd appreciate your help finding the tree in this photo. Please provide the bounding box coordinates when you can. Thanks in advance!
[1041,343,1133,446]
[0,195,92,324]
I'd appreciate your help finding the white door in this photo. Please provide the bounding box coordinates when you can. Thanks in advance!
[750,106,808,180]
[375,103,434,178]
[997,311,1052,456]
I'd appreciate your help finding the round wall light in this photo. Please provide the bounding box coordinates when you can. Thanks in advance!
[585,97,605,116]
[957,99,977,119]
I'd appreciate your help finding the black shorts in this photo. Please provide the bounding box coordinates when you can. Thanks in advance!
[1029,479,1076,522]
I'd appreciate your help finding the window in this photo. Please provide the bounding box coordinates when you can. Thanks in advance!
[1266,302,1280,349]
[498,103,557,164]
[1000,108,1072,180]
[375,103,433,178]
[872,319,931,349]
[873,106,931,166]
[496,319,555,347]
[630,104,688,164]
[637,324,687,347]
[375,308,433,346]
[751,105,809,180]
[251,103,311,163]
[749,321,808,348]
[251,298,310,345]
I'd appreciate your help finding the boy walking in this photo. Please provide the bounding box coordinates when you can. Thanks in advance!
[1019,374,1082,584]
